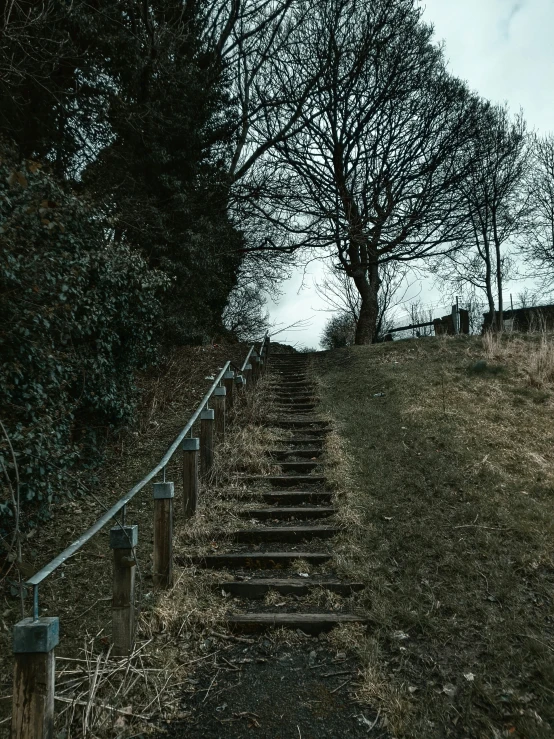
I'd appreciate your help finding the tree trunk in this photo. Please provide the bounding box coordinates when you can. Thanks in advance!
[483,233,496,330]
[353,261,380,345]
[492,212,504,331]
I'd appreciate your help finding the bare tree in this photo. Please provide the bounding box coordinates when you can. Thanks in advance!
[315,261,410,340]
[524,134,554,284]
[431,104,529,330]
[222,282,270,341]
[247,0,479,343]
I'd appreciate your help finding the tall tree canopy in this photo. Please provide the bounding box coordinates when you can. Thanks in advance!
[240,0,480,342]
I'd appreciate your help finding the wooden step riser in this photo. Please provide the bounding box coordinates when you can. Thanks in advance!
[278,462,320,471]
[227,613,365,635]
[226,491,332,505]
[282,438,325,447]
[274,399,316,404]
[232,526,339,543]
[268,375,315,390]
[220,579,364,599]
[247,475,326,486]
[262,492,333,505]
[238,507,335,520]
[269,450,323,459]
[275,404,316,410]
[266,428,331,436]
[190,553,331,569]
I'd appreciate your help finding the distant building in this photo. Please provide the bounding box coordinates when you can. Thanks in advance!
[482,305,554,332]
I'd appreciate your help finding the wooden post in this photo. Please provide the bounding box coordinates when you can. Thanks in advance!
[153,482,174,589]
[12,616,59,739]
[251,353,260,384]
[223,370,235,412]
[244,363,253,388]
[110,525,138,656]
[200,408,215,478]
[213,387,226,440]
[182,437,199,518]
[235,374,246,398]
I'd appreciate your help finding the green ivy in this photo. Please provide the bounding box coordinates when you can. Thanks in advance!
[0,140,169,529]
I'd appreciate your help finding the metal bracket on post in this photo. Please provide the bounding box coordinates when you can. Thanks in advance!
[213,386,226,439]
[110,525,138,656]
[182,437,200,517]
[152,482,174,589]
[200,408,215,478]
[12,616,59,739]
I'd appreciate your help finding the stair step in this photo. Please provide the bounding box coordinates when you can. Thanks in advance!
[232,526,339,543]
[273,385,315,400]
[269,449,323,459]
[278,461,320,471]
[262,491,333,505]
[272,419,330,429]
[283,438,325,447]
[274,399,315,406]
[247,475,326,486]
[227,490,332,505]
[226,613,365,634]
[192,552,331,569]
[275,407,316,414]
[238,506,336,520]
[269,381,312,386]
[220,578,364,598]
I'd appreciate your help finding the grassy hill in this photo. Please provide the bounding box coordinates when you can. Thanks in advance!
[316,334,554,739]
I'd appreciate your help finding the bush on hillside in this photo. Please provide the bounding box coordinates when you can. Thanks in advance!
[0,141,168,528]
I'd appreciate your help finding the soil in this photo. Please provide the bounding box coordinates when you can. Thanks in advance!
[158,639,385,739]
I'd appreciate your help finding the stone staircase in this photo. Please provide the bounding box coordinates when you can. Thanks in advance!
[196,352,365,635]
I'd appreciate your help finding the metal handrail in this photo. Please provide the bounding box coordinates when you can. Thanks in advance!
[25,331,269,612]
[26,361,231,594]
[241,346,255,372]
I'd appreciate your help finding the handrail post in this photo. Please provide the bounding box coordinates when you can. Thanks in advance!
[200,408,215,478]
[235,374,246,397]
[110,525,138,656]
[244,363,253,388]
[259,349,265,376]
[253,355,261,383]
[223,370,235,412]
[251,352,260,384]
[12,616,59,739]
[153,482,174,589]
[182,438,200,517]
[213,387,226,440]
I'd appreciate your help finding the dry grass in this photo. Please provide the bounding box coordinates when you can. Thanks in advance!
[484,330,554,389]
[315,333,554,739]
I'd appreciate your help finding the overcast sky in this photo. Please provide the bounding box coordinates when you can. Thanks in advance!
[267,0,554,349]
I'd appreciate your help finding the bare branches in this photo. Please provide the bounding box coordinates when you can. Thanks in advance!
[432,103,530,328]
[524,134,554,285]
[246,0,479,342]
